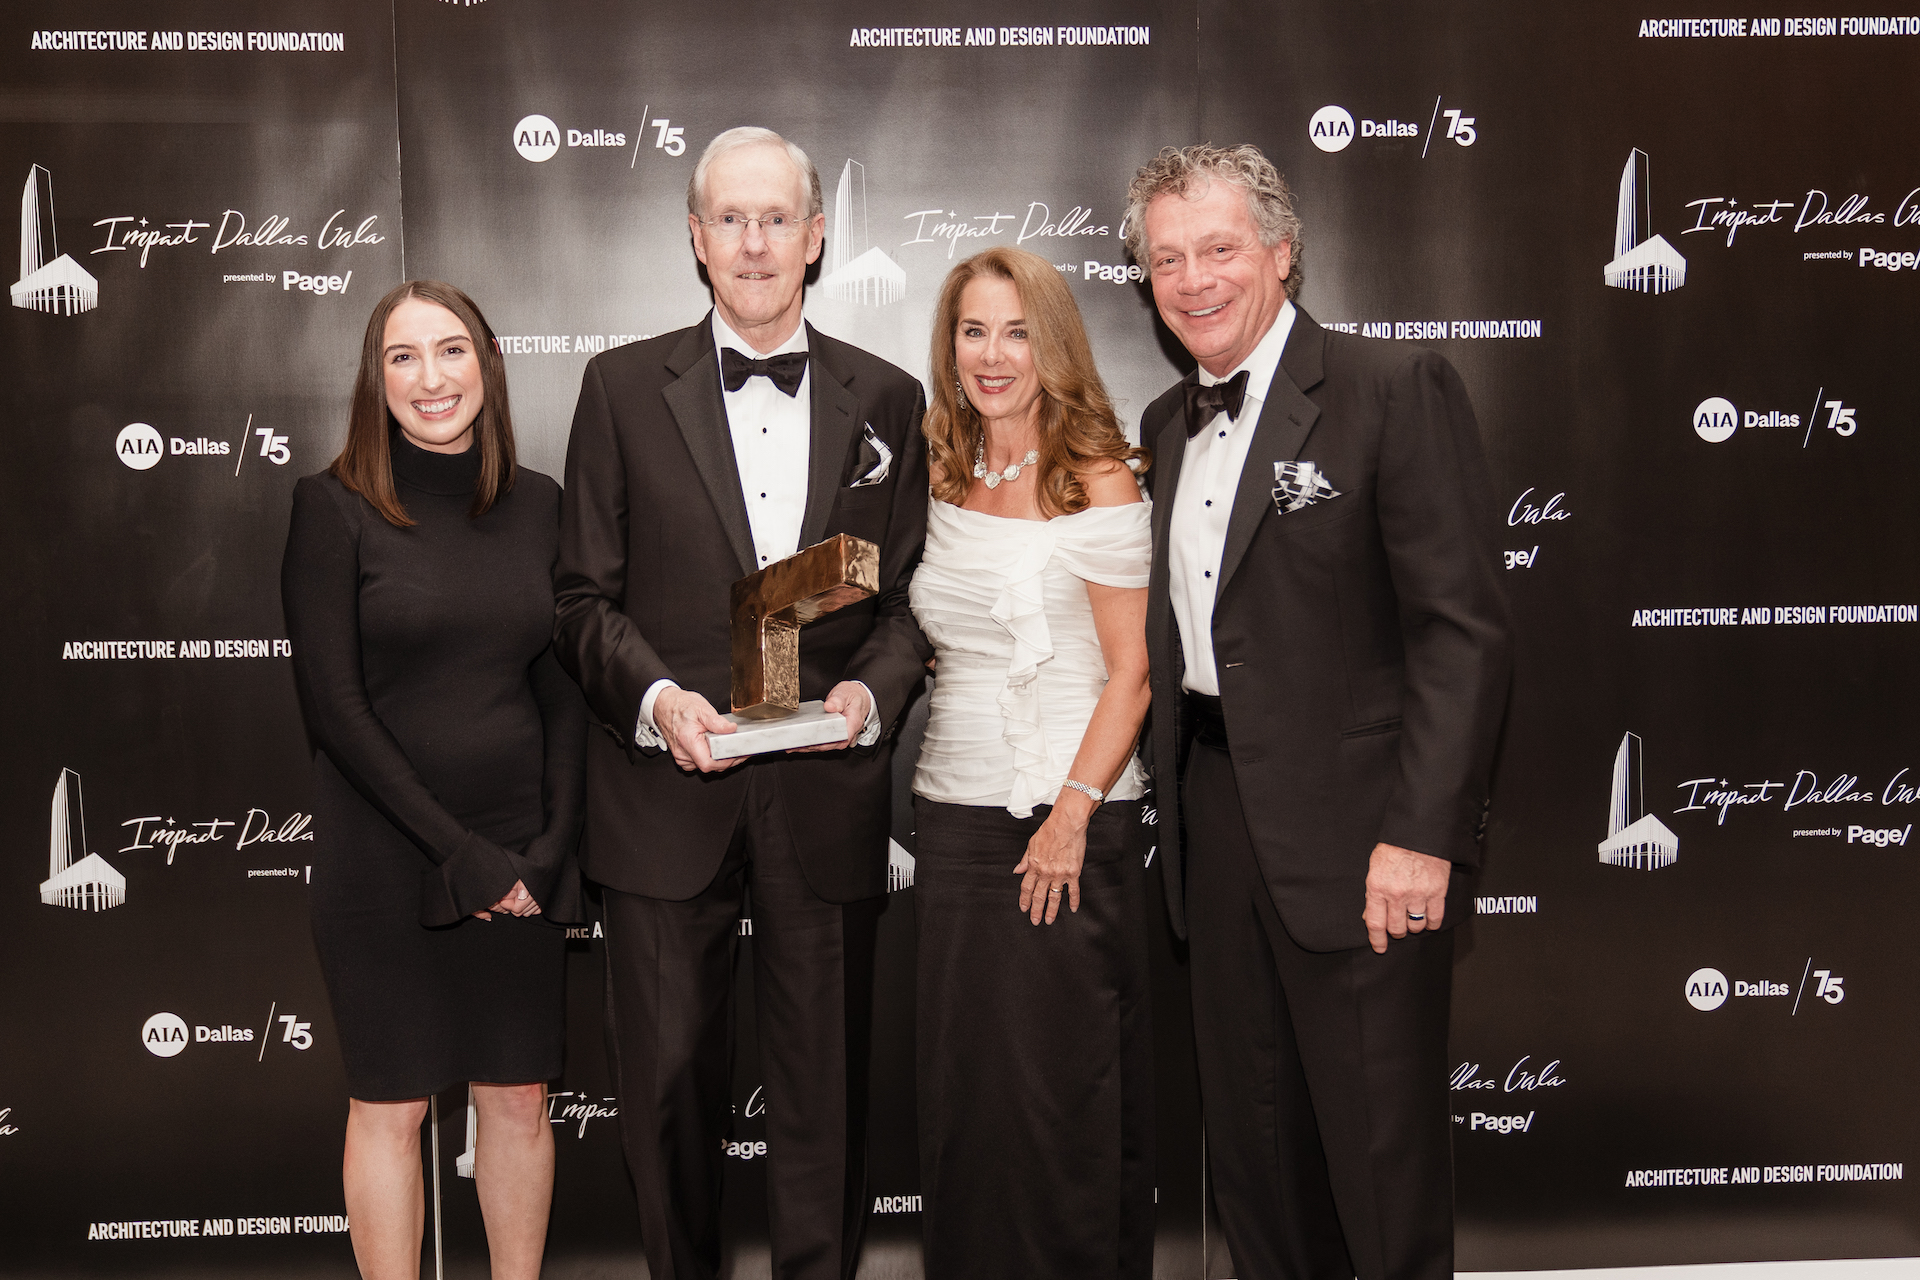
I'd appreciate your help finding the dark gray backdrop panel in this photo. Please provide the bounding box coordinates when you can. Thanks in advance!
[4,1,1917,1276]
[0,0,403,1275]
[387,2,1201,1274]
[1198,0,1920,1268]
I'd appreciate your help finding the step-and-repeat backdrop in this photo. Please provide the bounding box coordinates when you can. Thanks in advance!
[3,1,1915,1276]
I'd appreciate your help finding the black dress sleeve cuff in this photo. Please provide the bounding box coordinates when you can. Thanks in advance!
[508,836,586,925]
[418,831,521,928]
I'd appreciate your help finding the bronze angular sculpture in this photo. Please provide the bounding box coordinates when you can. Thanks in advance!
[707,533,880,758]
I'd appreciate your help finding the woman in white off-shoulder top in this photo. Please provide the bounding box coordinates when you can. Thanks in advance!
[908,247,1155,1279]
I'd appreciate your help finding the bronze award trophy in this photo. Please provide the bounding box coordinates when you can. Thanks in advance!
[705,533,881,760]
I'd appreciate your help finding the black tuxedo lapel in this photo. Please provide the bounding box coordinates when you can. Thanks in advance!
[662,316,756,578]
[1148,411,1190,676]
[1216,310,1326,601]
[1148,412,1188,589]
[798,324,861,551]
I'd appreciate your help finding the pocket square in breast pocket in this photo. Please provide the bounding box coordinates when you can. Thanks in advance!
[1272,460,1340,514]
[851,422,893,487]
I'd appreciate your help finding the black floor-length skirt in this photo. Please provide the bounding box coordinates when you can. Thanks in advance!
[913,797,1154,1280]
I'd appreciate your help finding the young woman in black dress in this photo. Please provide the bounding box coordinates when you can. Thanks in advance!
[282,280,585,1279]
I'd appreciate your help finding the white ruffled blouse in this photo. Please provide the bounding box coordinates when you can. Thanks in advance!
[910,498,1152,817]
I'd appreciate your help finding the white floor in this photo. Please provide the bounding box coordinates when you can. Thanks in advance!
[1461,1260,1920,1280]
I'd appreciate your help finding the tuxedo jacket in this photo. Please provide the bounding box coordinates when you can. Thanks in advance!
[1144,308,1511,951]
[553,315,931,904]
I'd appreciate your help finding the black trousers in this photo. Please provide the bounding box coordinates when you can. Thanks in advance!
[1184,740,1454,1280]
[602,766,878,1280]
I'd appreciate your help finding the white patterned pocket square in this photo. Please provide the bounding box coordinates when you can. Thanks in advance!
[851,422,893,487]
[1273,461,1341,514]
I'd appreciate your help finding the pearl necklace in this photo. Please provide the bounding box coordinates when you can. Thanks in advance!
[973,438,1039,490]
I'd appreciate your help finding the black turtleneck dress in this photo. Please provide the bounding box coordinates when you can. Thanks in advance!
[281,435,585,1100]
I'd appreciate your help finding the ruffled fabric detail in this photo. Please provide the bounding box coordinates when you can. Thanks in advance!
[990,526,1060,817]
[911,500,1152,818]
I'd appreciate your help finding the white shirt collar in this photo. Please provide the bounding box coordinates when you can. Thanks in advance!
[711,309,810,360]
[1198,299,1295,401]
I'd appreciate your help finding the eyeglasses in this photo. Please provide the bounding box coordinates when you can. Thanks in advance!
[697,211,812,243]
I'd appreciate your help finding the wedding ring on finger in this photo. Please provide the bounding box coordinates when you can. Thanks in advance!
[1406,910,1427,921]
[1049,886,1063,896]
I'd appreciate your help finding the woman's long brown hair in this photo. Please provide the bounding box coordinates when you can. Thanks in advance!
[925,247,1148,517]
[329,279,517,528]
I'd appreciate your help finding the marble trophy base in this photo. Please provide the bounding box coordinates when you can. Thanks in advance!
[706,700,849,760]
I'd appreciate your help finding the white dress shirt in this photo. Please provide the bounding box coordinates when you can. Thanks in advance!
[715,310,812,570]
[637,312,879,748]
[1169,299,1296,695]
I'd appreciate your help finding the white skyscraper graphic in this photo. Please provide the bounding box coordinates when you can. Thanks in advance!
[819,161,905,307]
[887,838,915,892]
[40,768,127,910]
[11,165,99,316]
[456,1084,478,1178]
[1602,149,1685,294]
[1597,733,1679,870]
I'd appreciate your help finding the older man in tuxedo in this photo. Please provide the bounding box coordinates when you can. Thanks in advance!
[1130,143,1511,1279]
[553,127,929,1280]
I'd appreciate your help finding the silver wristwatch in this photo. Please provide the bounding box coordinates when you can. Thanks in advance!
[1060,779,1106,805]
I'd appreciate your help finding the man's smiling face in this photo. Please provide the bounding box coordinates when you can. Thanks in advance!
[689,142,824,350]
[1143,177,1292,378]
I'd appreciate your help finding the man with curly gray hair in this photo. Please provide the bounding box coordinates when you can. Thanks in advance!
[1124,143,1303,298]
[1133,142,1511,1280]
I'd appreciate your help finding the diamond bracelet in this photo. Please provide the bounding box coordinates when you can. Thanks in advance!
[1060,779,1106,805]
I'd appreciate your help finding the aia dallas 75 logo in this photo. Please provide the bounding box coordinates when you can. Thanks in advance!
[1692,393,1858,447]
[116,416,291,471]
[141,1004,314,1058]
[1684,962,1846,1012]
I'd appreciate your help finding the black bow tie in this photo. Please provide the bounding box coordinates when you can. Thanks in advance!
[721,347,809,397]
[1184,369,1250,438]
